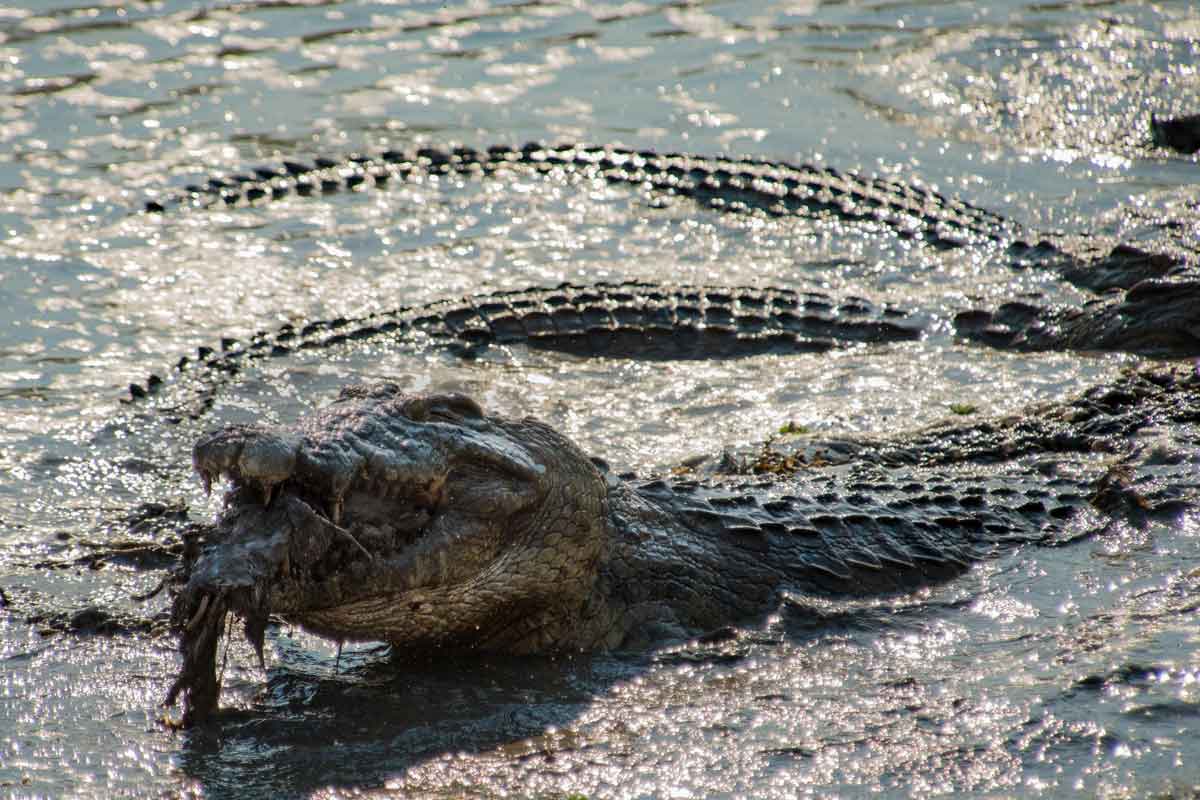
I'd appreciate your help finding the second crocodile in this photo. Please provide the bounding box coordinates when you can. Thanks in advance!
[167,366,1200,725]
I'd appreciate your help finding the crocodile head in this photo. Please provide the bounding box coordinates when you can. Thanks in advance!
[167,383,609,724]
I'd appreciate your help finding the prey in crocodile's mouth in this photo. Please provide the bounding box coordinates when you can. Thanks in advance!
[195,431,448,568]
[166,384,604,726]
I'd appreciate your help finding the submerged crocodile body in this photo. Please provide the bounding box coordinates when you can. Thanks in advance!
[168,367,1200,724]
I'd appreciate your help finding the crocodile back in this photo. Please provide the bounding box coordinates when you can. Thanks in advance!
[631,463,1093,598]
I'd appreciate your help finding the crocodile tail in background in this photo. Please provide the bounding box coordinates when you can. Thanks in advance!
[142,142,1188,293]
[123,281,928,415]
[143,142,1015,250]
[126,273,1200,417]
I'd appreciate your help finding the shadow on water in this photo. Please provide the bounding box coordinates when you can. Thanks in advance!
[173,607,913,798]
[176,644,646,797]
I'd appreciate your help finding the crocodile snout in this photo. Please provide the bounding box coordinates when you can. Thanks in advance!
[193,425,302,501]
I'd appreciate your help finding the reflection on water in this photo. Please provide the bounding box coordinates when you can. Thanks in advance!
[1,0,1198,797]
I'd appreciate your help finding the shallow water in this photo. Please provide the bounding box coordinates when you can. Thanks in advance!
[1,1,1199,797]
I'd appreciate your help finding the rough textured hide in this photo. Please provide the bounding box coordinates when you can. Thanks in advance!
[168,367,1200,725]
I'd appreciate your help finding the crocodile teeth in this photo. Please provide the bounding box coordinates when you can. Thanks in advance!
[262,482,275,508]
[185,594,211,632]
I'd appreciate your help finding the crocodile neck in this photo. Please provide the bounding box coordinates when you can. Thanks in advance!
[588,479,786,649]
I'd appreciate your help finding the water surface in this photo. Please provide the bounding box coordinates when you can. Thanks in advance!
[1,1,1199,797]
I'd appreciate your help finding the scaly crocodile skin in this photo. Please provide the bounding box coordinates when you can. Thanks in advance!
[146,142,1012,249]
[167,367,1200,724]
[127,280,927,415]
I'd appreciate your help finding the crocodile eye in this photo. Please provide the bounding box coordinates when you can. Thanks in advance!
[427,393,484,421]
[401,397,430,421]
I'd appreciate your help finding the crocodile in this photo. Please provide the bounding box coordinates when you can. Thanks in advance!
[123,142,1200,423]
[142,142,1188,293]
[126,281,929,416]
[122,143,1199,417]
[166,366,1200,725]
[126,275,1200,419]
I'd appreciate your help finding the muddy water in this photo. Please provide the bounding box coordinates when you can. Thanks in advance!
[1,1,1198,797]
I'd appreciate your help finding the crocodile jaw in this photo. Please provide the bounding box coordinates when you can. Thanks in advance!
[166,384,612,725]
[168,385,557,723]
